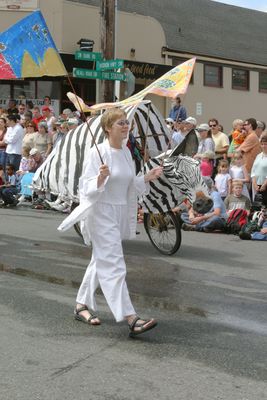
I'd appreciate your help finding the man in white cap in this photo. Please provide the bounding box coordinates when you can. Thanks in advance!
[172,116,198,157]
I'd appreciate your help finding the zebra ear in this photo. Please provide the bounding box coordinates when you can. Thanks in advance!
[168,140,186,157]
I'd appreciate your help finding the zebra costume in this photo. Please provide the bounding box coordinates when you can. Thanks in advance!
[33,100,209,213]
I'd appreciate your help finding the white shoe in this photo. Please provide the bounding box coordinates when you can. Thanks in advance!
[52,202,68,211]
[17,195,25,204]
[44,199,55,208]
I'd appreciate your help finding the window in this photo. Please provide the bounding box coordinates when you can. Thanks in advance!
[259,71,267,93]
[204,64,223,87]
[232,69,249,90]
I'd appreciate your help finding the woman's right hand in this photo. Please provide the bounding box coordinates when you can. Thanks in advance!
[99,164,110,179]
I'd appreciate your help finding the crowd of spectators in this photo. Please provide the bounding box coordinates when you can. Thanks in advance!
[0,97,82,211]
[166,114,267,241]
[0,95,266,242]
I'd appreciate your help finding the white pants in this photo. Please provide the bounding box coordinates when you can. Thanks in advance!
[76,202,136,322]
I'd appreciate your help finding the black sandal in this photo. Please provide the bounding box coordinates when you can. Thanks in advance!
[74,305,101,325]
[128,316,157,337]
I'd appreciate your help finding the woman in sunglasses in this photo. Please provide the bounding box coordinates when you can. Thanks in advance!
[22,120,37,149]
[59,108,163,337]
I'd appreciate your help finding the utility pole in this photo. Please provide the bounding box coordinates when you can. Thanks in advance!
[100,0,115,103]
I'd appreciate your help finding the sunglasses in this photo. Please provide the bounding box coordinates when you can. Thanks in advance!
[209,124,217,128]
[115,120,130,126]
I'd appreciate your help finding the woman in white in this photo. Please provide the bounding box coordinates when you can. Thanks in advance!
[58,108,163,336]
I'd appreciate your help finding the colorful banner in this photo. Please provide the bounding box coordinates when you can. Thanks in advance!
[89,57,196,111]
[0,10,67,79]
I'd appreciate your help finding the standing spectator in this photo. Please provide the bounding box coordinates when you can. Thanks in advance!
[255,121,266,139]
[215,159,232,201]
[33,121,52,159]
[52,121,70,147]
[23,111,33,126]
[237,118,261,174]
[43,95,55,115]
[7,99,18,115]
[0,117,7,171]
[42,106,56,134]
[229,152,250,198]
[199,150,215,178]
[172,118,186,147]
[4,115,24,171]
[32,106,44,126]
[173,117,198,157]
[224,180,251,215]
[0,164,18,207]
[168,96,187,121]
[228,119,245,157]
[251,133,267,206]
[17,103,26,124]
[23,121,37,149]
[26,100,34,113]
[209,118,229,168]
[194,123,215,158]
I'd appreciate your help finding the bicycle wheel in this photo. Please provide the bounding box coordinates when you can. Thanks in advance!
[143,212,182,255]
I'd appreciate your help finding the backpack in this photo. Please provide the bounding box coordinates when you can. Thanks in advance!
[225,209,248,234]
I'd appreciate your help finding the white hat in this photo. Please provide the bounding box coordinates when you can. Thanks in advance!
[29,148,39,156]
[184,117,197,125]
[197,123,210,131]
[67,118,79,126]
[165,117,174,123]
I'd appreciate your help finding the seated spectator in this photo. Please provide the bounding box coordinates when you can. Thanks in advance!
[0,164,5,185]
[17,146,31,175]
[199,150,215,178]
[181,177,227,232]
[215,159,232,201]
[239,207,267,241]
[0,164,19,207]
[17,148,44,205]
[229,151,250,198]
[224,180,251,216]
[251,133,267,206]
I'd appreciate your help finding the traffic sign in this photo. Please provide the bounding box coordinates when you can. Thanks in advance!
[73,68,102,79]
[75,51,103,61]
[101,71,126,81]
[73,68,126,81]
[96,59,124,71]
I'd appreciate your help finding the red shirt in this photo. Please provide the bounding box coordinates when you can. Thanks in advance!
[32,115,45,126]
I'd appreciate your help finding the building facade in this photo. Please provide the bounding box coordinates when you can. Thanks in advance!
[1,0,267,131]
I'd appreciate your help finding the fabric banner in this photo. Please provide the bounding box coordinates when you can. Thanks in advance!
[88,57,196,111]
[0,10,67,79]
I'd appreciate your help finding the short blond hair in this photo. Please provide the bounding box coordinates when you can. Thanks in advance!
[232,179,243,188]
[101,108,126,136]
[232,119,243,129]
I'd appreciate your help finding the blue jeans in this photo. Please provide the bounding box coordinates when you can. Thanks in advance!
[6,153,21,172]
[0,150,6,172]
[251,221,267,241]
[181,212,226,232]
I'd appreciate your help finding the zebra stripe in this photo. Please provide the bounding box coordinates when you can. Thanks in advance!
[33,101,170,201]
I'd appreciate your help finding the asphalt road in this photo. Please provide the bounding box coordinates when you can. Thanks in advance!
[0,206,267,400]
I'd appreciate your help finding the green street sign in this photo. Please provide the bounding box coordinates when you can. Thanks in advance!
[75,51,103,61]
[73,68,102,79]
[73,68,126,81]
[96,59,124,71]
[101,71,126,81]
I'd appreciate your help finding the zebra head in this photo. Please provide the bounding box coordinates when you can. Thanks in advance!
[163,155,213,214]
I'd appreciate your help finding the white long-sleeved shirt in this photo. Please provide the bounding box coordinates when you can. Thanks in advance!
[5,123,24,155]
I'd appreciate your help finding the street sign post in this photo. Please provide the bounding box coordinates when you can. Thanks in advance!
[73,68,126,81]
[75,51,103,61]
[96,59,124,71]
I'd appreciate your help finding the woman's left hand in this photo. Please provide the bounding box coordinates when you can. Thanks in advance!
[144,166,163,182]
